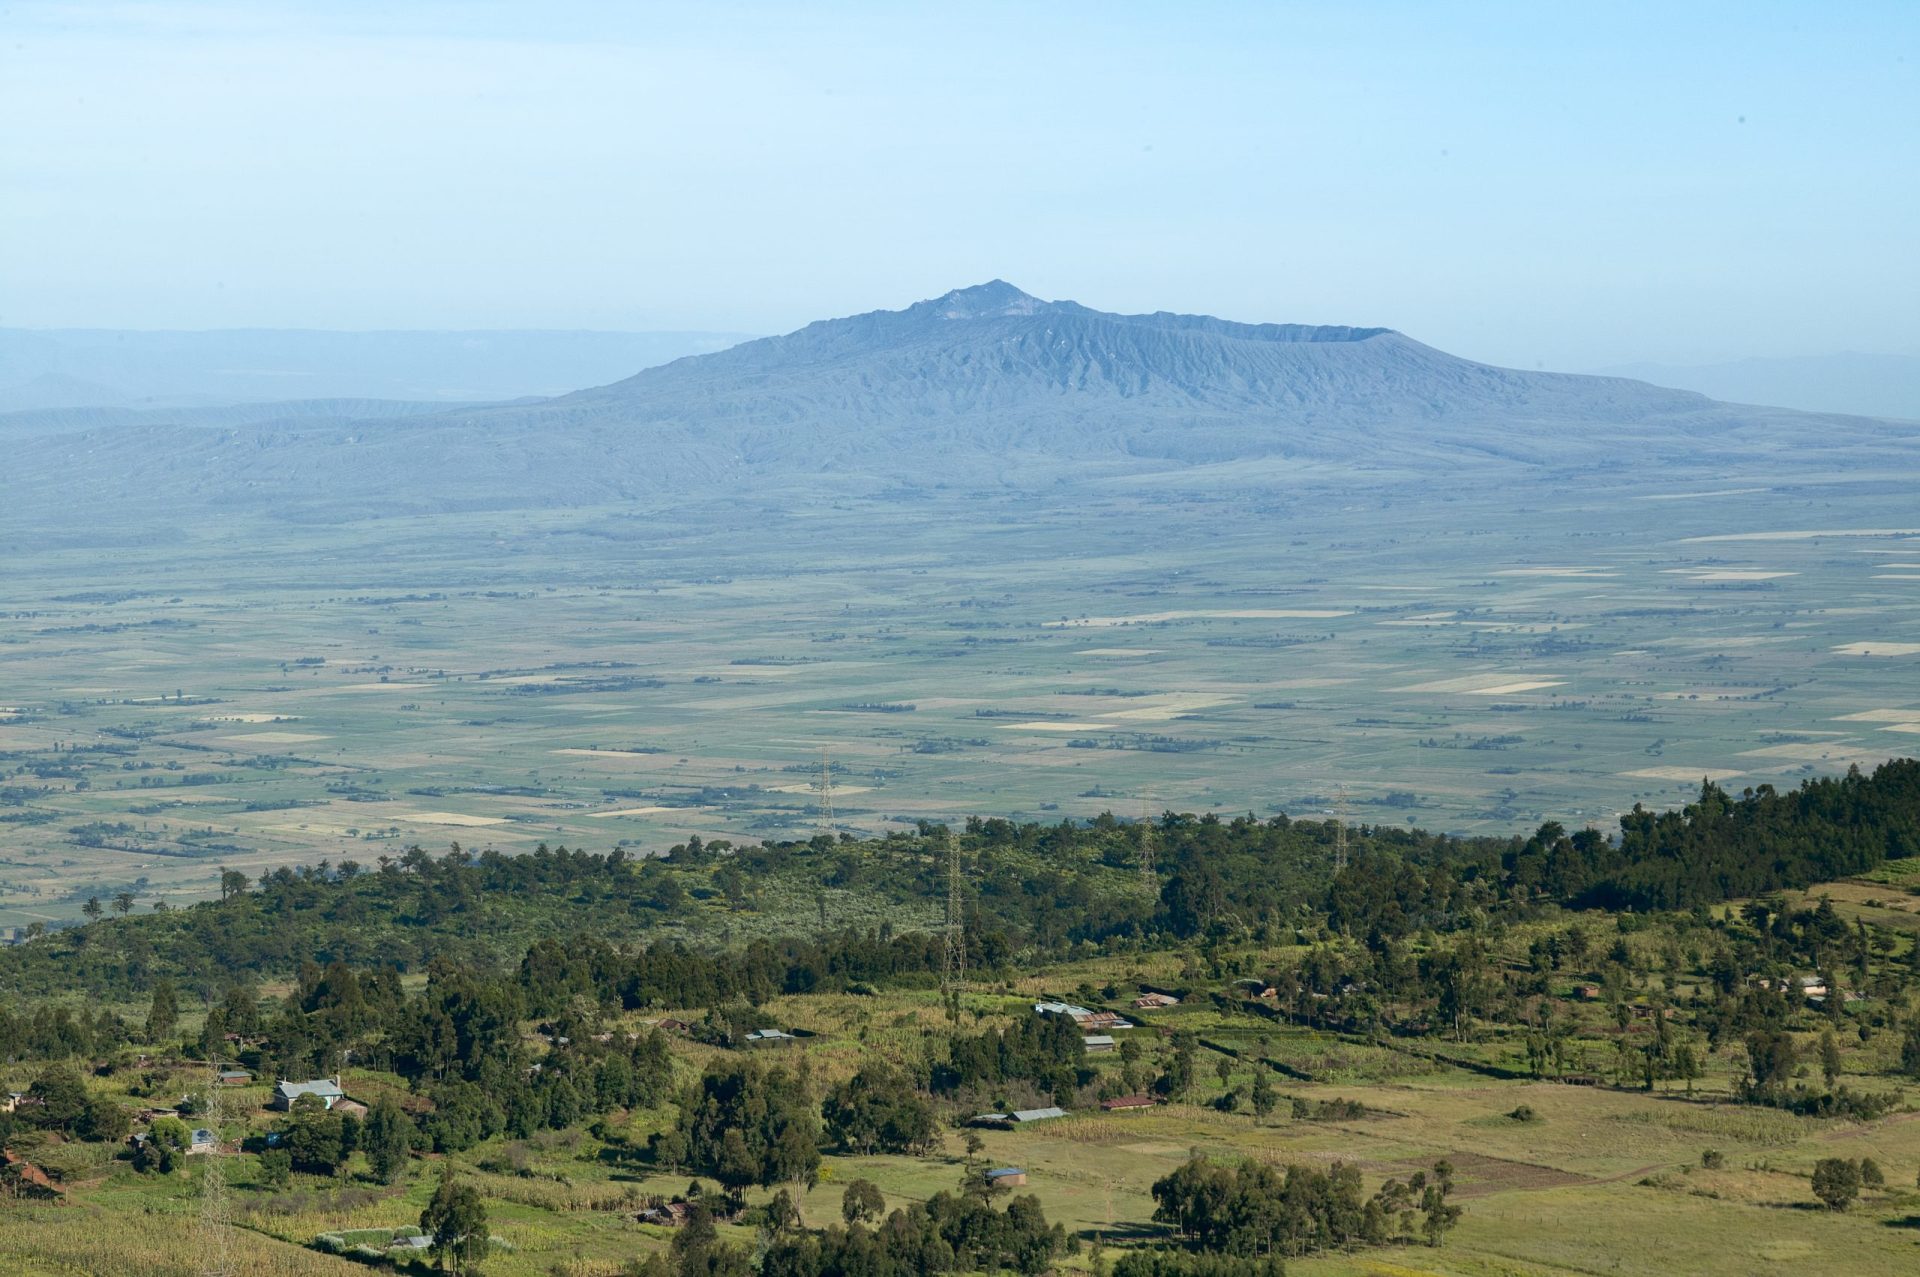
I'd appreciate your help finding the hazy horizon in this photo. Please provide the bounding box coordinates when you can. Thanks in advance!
[5,2,1916,371]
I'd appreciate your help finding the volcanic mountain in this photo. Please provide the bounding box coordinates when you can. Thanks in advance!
[6,282,1912,524]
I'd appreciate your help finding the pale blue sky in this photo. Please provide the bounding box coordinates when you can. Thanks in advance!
[3,1,1915,368]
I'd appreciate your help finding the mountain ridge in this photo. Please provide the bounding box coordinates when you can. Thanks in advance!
[5,283,1914,529]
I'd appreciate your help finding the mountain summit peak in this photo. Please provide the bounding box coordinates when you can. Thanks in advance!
[922,280,1049,320]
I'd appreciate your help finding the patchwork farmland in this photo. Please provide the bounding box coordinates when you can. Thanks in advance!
[4,472,1917,925]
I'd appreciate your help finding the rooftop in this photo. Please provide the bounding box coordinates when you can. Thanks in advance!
[276,1079,343,1098]
[1010,1106,1067,1122]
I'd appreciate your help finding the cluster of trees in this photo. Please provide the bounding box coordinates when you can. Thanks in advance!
[0,1001,132,1061]
[128,1115,190,1173]
[4,1062,130,1146]
[1,956,683,1187]
[822,1065,941,1154]
[1150,1156,1460,1257]
[0,835,1035,999]
[1737,1028,1894,1120]
[1811,1155,1887,1211]
[651,1060,822,1189]
[931,1010,1087,1099]
[758,1186,1068,1277]
[1318,763,1920,937]
[203,958,677,1155]
[1591,764,1920,911]
[1209,882,1920,1100]
[263,1092,412,1181]
[529,931,973,1016]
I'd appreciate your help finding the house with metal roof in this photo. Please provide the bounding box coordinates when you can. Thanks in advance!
[1033,1001,1094,1020]
[1101,1093,1156,1112]
[1009,1106,1067,1123]
[745,1028,798,1046]
[270,1078,345,1111]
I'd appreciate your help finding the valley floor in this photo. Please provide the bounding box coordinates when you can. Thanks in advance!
[5,474,1919,927]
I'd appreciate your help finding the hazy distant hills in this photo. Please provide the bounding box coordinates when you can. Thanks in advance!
[1597,352,1920,422]
[0,327,754,411]
[0,396,486,442]
[7,283,1917,526]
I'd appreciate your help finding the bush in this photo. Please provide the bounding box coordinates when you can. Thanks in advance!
[77,1098,131,1143]
[1701,1150,1725,1170]
[1812,1158,1861,1211]
[1508,1104,1538,1123]
[477,1143,532,1177]
[258,1148,292,1189]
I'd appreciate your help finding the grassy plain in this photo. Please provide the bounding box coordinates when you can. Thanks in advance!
[3,474,1918,924]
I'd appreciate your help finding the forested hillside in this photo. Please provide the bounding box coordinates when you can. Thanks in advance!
[4,760,1920,1275]
[5,761,1914,1003]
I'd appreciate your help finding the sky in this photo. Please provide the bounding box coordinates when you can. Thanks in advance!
[3,1,1916,369]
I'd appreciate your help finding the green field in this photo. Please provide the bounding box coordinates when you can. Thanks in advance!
[4,474,1918,925]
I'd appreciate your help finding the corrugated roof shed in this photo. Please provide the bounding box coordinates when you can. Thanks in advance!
[1010,1106,1067,1122]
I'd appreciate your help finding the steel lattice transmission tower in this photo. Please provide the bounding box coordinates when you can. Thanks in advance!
[1137,793,1156,891]
[198,1062,233,1277]
[941,829,966,1004]
[1332,786,1351,875]
[815,747,834,838]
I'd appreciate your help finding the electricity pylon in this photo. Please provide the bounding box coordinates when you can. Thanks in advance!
[941,829,966,1014]
[815,747,834,837]
[1332,786,1351,875]
[1137,792,1156,891]
[198,1062,232,1277]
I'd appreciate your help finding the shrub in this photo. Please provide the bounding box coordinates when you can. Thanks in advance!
[258,1148,293,1189]
[1812,1158,1861,1211]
